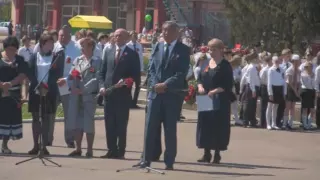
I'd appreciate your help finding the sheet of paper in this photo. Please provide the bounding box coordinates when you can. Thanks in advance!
[196,95,213,112]
[58,83,70,96]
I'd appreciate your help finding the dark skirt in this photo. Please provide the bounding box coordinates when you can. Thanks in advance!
[196,103,231,151]
[286,86,300,102]
[269,85,284,104]
[28,93,57,114]
[0,94,23,140]
[301,89,316,109]
[260,85,268,100]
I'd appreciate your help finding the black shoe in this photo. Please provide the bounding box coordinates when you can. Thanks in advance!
[47,142,52,146]
[85,151,93,158]
[180,115,186,120]
[151,156,160,162]
[134,161,150,168]
[212,153,221,164]
[68,150,82,157]
[165,165,174,170]
[197,153,212,163]
[100,151,118,159]
[130,104,141,109]
[43,148,50,156]
[67,143,75,148]
[28,147,39,155]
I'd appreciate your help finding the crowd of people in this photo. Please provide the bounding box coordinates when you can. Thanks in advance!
[206,46,320,131]
[2,18,318,171]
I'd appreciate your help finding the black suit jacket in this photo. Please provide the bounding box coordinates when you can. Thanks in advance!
[99,45,140,99]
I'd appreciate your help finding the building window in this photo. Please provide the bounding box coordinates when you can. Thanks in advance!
[24,4,40,25]
[146,0,155,8]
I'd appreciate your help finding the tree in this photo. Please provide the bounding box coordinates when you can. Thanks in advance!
[0,3,11,21]
[224,0,320,53]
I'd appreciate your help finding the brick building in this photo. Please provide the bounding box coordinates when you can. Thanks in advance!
[11,0,230,43]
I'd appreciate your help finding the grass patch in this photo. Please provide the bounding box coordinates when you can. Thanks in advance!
[22,104,104,120]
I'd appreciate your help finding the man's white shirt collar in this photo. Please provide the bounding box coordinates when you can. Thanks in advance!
[164,39,177,48]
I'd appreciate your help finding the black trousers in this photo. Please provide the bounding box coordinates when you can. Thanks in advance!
[260,97,268,128]
[104,95,130,155]
[316,97,320,127]
[97,95,103,105]
[132,78,141,106]
[243,97,258,126]
[276,100,285,127]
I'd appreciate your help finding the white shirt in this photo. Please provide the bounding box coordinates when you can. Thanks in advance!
[299,61,316,73]
[242,63,260,92]
[18,46,33,62]
[259,66,270,85]
[33,43,40,53]
[55,40,81,78]
[233,66,241,82]
[164,40,177,58]
[280,60,292,71]
[127,40,144,72]
[115,45,126,58]
[267,66,287,95]
[93,45,102,59]
[285,66,300,84]
[300,72,315,89]
[36,53,52,83]
[315,65,320,92]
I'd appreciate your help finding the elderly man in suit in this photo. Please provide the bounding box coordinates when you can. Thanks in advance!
[139,21,190,170]
[99,29,140,159]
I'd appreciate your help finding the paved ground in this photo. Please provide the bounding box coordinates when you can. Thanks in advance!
[0,107,320,180]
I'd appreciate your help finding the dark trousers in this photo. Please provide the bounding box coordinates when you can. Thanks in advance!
[104,95,130,155]
[260,97,268,128]
[316,97,320,127]
[243,97,257,126]
[132,78,141,106]
[239,103,244,120]
[143,96,179,166]
[97,95,103,105]
[31,112,51,147]
[276,100,285,126]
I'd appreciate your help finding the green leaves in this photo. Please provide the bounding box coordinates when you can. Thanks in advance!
[224,0,320,53]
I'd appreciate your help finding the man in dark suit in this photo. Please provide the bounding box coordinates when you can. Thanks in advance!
[140,21,190,170]
[99,29,140,159]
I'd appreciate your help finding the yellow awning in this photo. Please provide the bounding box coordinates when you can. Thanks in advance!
[68,15,113,29]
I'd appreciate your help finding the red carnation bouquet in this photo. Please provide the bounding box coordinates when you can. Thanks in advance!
[106,77,134,92]
[184,80,197,105]
[70,69,82,80]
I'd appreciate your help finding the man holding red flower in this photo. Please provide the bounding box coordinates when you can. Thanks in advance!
[99,28,140,159]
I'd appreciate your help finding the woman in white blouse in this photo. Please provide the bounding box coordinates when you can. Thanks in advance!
[300,62,316,130]
[283,54,301,129]
[266,56,286,130]
[27,34,64,155]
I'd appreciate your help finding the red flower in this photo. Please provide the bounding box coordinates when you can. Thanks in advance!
[89,67,95,73]
[66,56,71,64]
[200,46,208,53]
[124,78,134,88]
[184,95,191,101]
[71,69,81,80]
[41,82,49,89]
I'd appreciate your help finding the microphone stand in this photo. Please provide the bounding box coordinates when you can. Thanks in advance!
[116,78,165,174]
[16,52,62,167]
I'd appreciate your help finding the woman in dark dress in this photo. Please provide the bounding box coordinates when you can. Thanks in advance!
[196,39,233,164]
[0,36,28,154]
[27,34,64,155]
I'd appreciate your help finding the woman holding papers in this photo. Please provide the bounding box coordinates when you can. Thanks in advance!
[28,34,64,155]
[196,39,233,164]
[67,38,101,157]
